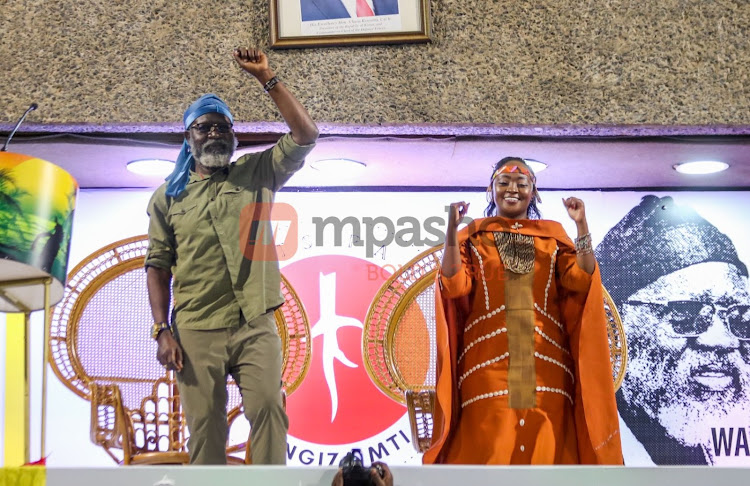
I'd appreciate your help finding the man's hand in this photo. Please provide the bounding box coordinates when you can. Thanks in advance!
[331,468,344,486]
[156,331,184,372]
[370,462,393,486]
[232,47,318,146]
[233,47,274,83]
[330,463,393,486]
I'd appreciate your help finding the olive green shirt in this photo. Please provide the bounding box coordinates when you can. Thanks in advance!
[145,133,314,330]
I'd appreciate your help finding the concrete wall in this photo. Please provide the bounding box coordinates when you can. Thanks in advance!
[1,0,747,130]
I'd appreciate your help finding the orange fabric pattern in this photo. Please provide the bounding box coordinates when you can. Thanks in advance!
[423,217,623,465]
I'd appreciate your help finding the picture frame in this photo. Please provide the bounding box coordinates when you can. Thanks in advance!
[269,0,431,49]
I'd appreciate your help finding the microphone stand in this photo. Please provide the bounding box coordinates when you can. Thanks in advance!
[2,103,38,151]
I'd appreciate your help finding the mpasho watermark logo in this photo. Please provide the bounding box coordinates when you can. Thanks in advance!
[312,215,440,258]
[240,202,298,261]
[312,206,480,257]
[240,203,504,260]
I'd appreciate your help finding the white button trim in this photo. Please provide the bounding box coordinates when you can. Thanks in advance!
[536,385,574,405]
[465,305,506,333]
[534,326,571,356]
[534,302,564,331]
[458,352,510,387]
[543,246,558,312]
[469,242,490,311]
[534,351,575,383]
[458,328,508,363]
[461,388,509,408]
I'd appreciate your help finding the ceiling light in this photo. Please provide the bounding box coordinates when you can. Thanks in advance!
[673,160,729,175]
[127,159,175,177]
[309,158,367,174]
[523,159,548,173]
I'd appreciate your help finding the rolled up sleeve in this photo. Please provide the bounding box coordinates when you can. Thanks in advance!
[270,133,316,190]
[145,186,176,272]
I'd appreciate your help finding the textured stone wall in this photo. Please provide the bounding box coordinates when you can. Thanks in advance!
[0,0,747,130]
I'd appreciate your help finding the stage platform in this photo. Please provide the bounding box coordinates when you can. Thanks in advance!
[24,465,750,486]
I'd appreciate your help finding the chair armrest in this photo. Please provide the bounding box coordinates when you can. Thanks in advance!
[405,390,435,453]
[90,382,131,464]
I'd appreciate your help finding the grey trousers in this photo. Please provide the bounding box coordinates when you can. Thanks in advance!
[175,311,288,465]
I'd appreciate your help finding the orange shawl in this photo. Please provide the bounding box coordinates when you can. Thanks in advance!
[423,217,623,464]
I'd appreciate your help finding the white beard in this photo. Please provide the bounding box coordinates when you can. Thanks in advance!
[657,392,750,447]
[655,356,750,449]
[189,137,238,168]
[622,343,750,449]
[197,151,232,168]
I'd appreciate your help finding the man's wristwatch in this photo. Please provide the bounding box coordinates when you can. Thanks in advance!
[151,322,173,340]
[263,76,280,93]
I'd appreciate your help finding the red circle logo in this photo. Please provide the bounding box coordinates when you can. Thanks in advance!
[283,255,406,444]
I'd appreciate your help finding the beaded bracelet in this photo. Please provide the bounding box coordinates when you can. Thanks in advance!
[575,232,593,255]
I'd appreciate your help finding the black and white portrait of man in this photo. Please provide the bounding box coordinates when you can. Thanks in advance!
[596,195,750,465]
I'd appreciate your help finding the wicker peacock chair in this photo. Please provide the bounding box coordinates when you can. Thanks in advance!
[363,245,627,453]
[49,235,311,465]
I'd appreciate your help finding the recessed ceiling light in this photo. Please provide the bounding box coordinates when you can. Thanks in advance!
[673,160,729,175]
[309,158,367,174]
[127,159,175,177]
[523,159,548,173]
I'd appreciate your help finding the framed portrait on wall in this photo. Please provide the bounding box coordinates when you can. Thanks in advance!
[269,0,431,48]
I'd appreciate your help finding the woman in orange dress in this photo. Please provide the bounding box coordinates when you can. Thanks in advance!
[423,157,623,465]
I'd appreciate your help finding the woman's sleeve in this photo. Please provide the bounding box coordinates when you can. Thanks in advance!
[556,245,594,293]
[439,240,474,298]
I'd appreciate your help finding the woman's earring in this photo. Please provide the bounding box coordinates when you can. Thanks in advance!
[486,187,493,203]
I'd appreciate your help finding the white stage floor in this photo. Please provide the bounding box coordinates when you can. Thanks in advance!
[44,465,750,486]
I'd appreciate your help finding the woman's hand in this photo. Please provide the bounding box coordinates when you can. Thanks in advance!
[448,201,470,228]
[562,197,586,224]
[563,197,596,274]
[442,202,469,278]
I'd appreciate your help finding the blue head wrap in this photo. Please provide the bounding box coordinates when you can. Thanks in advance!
[165,94,234,198]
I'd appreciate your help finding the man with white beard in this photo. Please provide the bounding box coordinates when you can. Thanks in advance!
[596,195,750,465]
[145,47,318,465]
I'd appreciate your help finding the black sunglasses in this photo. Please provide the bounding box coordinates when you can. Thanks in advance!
[189,122,233,134]
[626,300,750,340]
